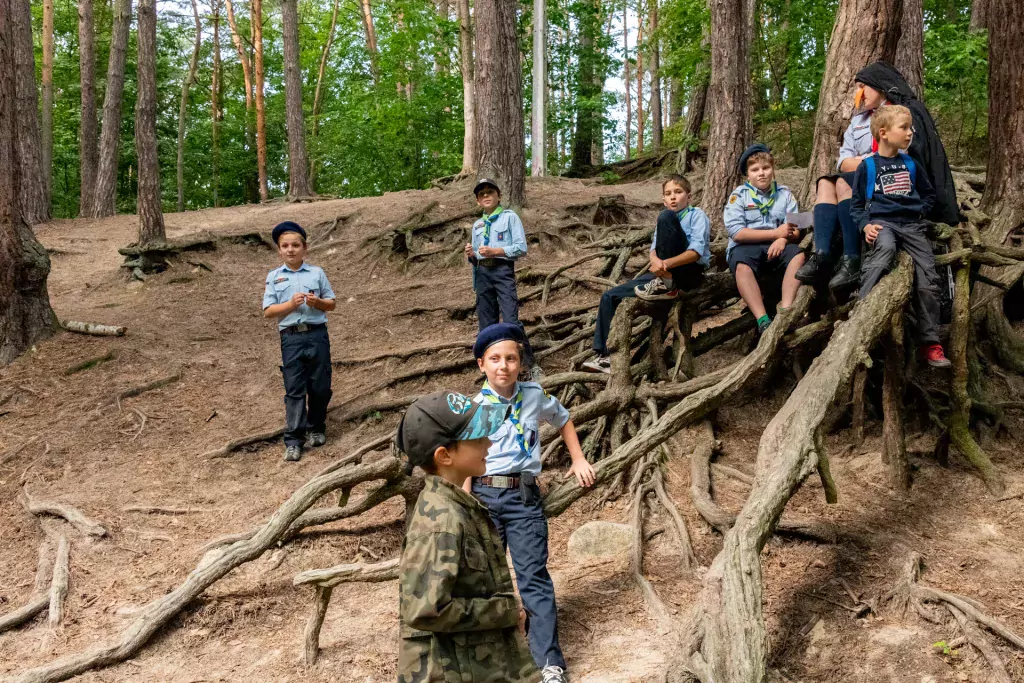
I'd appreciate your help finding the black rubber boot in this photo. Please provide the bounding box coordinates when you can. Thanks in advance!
[795,251,830,284]
[828,256,861,290]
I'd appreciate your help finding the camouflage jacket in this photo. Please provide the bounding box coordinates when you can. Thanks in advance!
[398,475,539,683]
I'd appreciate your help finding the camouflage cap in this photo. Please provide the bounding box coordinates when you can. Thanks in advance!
[396,391,510,467]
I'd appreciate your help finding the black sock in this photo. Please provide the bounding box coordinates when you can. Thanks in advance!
[837,199,860,259]
[812,203,838,255]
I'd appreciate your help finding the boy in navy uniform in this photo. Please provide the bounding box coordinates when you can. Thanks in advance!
[262,221,337,461]
[724,143,806,334]
[852,105,951,368]
[463,179,537,376]
[467,323,596,683]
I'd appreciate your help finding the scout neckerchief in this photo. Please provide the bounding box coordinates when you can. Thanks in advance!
[480,380,528,456]
[481,206,505,246]
[676,206,693,225]
[744,181,778,217]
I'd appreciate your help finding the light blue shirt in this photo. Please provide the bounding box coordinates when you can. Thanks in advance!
[723,183,799,258]
[262,262,336,331]
[650,207,712,267]
[838,111,876,171]
[470,209,528,261]
[473,381,570,476]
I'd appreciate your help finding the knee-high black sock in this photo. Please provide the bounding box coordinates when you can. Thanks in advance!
[837,199,860,258]
[812,203,838,256]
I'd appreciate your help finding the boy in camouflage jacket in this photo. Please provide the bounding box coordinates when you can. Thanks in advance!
[395,391,540,683]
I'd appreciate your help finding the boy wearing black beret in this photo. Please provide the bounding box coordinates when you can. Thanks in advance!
[262,221,337,462]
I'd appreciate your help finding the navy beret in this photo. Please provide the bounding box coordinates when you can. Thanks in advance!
[272,221,307,244]
[737,143,772,175]
[473,323,526,359]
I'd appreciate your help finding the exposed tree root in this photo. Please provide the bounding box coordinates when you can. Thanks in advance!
[881,316,911,490]
[122,505,209,515]
[333,340,475,366]
[60,320,126,337]
[62,351,117,376]
[46,535,69,628]
[294,557,400,587]
[21,487,108,538]
[113,366,183,405]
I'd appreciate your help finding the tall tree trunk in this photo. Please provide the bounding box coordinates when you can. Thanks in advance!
[310,0,339,189]
[970,0,988,31]
[212,0,222,207]
[435,0,451,73]
[980,0,1024,241]
[92,0,132,218]
[360,0,379,82]
[456,0,476,174]
[895,0,924,99]
[636,17,644,156]
[570,0,598,172]
[623,0,631,161]
[648,0,662,151]
[531,0,546,176]
[700,0,753,237]
[803,0,902,205]
[668,77,681,126]
[473,0,525,208]
[253,0,269,201]
[224,0,258,203]
[78,0,98,217]
[682,30,710,171]
[136,0,166,244]
[281,0,311,197]
[41,0,54,207]
[12,0,49,224]
[0,0,56,364]
[176,0,201,212]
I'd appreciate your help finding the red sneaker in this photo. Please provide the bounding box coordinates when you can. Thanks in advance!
[924,344,951,368]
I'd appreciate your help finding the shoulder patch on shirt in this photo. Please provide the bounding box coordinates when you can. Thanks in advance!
[729,195,738,204]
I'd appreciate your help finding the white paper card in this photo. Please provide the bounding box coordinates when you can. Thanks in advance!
[786,212,814,230]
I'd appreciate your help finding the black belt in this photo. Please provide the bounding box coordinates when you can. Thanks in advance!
[477,258,511,268]
[280,322,326,335]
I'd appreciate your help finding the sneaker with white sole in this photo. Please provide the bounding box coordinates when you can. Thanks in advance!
[582,356,612,374]
[634,277,679,301]
[283,444,302,462]
[541,665,567,683]
[306,432,326,448]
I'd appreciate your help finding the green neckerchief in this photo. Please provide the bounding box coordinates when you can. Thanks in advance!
[479,380,527,456]
[744,181,778,217]
[481,206,505,246]
[676,206,693,224]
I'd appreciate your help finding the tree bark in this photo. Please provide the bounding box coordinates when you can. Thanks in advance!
[281,0,311,197]
[648,0,662,152]
[211,0,222,206]
[895,0,924,100]
[570,0,600,173]
[253,0,269,201]
[668,77,681,126]
[12,0,49,224]
[135,0,166,245]
[970,0,988,31]
[531,0,547,177]
[473,0,525,208]
[803,0,902,205]
[700,0,752,237]
[41,0,54,205]
[979,0,1024,241]
[682,30,710,172]
[91,0,132,218]
[223,0,258,204]
[176,0,202,213]
[623,0,631,161]
[78,0,98,217]
[636,17,644,156]
[881,316,910,489]
[456,0,475,174]
[360,0,379,82]
[310,0,339,189]
[0,0,56,364]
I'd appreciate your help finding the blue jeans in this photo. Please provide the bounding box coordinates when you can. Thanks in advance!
[471,481,566,671]
[279,325,332,447]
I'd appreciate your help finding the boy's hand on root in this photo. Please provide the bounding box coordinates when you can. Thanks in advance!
[864,224,882,244]
[767,237,788,260]
[567,459,596,488]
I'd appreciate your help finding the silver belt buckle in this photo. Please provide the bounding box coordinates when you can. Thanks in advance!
[295,323,310,333]
[492,475,513,488]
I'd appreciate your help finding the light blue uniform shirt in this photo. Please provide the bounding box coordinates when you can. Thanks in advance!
[262,262,336,331]
[650,207,712,267]
[469,209,528,261]
[838,111,876,171]
[723,183,799,259]
[473,381,570,476]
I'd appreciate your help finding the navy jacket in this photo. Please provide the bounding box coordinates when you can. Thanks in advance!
[851,153,935,231]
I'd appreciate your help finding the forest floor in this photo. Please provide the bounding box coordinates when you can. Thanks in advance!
[2,171,1024,682]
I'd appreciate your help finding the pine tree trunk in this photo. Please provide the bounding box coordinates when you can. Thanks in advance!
[636,18,644,156]
[78,0,98,217]
[92,0,132,218]
[623,0,631,161]
[970,0,988,31]
[682,54,708,172]
[980,0,1024,241]
[360,0,379,82]
[12,0,48,224]
[668,77,681,126]
[648,0,662,152]
[700,0,753,237]
[282,0,311,197]
[0,0,56,364]
[531,0,546,177]
[252,0,269,201]
[41,0,55,207]
[895,0,924,100]
[570,0,597,173]
[310,0,339,189]
[803,0,902,205]
[176,0,201,213]
[473,0,525,208]
[457,0,476,174]
[212,0,222,207]
[135,0,166,245]
[223,0,258,204]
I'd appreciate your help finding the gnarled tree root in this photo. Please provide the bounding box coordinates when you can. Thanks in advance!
[21,487,108,538]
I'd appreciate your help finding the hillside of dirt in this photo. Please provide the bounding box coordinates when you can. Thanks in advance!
[2,172,1024,682]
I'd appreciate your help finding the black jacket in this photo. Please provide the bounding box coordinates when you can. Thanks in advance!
[851,153,936,231]
[855,61,961,225]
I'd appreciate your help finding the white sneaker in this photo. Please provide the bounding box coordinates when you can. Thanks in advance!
[582,356,611,374]
[541,666,567,683]
[634,277,679,301]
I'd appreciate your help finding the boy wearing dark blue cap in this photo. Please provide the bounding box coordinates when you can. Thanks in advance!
[262,221,336,462]
[724,144,806,334]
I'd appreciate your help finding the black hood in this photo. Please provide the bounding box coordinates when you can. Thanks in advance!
[855,61,917,105]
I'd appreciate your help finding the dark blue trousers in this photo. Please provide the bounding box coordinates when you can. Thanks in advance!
[279,326,332,447]
[475,261,535,366]
[471,481,565,671]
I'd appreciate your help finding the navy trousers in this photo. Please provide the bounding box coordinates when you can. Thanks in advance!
[279,325,332,447]
[471,481,565,671]
[475,261,535,365]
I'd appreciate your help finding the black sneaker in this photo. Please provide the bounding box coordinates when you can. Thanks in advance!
[757,317,772,334]
[828,256,861,290]
[306,432,326,448]
[795,251,830,284]
[284,444,302,462]
[634,277,679,301]
[582,356,612,374]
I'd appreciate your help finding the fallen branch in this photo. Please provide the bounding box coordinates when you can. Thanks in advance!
[60,320,127,337]
[22,487,108,538]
